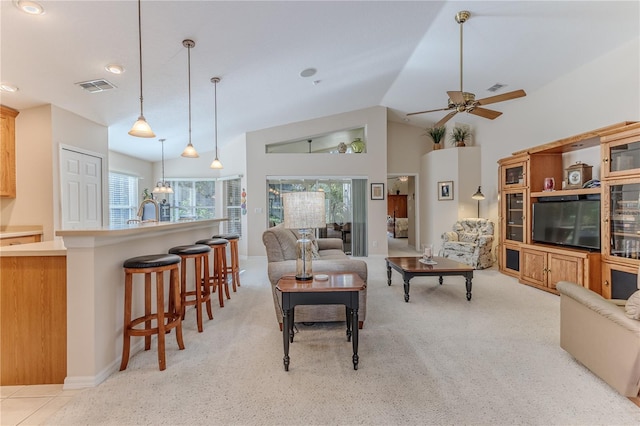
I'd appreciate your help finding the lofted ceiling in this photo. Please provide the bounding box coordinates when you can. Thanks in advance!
[1,1,638,162]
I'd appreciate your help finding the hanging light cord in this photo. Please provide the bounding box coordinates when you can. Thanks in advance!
[214,78,218,157]
[137,0,144,116]
[188,44,192,146]
[161,140,166,184]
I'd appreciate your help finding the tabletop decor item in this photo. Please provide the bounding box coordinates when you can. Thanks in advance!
[426,126,446,150]
[450,126,470,147]
[351,137,365,153]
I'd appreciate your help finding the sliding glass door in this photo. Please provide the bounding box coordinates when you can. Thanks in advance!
[267,178,367,256]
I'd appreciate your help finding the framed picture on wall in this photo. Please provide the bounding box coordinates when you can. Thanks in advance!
[371,183,385,200]
[438,181,454,201]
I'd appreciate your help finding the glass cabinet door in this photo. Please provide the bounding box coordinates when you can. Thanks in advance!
[607,140,640,175]
[505,192,525,242]
[608,182,640,259]
[503,164,525,187]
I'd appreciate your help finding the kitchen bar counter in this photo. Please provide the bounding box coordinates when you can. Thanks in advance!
[56,218,226,389]
[0,239,65,256]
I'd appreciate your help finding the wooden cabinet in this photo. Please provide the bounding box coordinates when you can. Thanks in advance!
[600,122,640,179]
[0,105,19,198]
[520,244,601,294]
[387,194,407,217]
[0,234,42,246]
[1,255,67,385]
[601,260,638,300]
[498,122,638,295]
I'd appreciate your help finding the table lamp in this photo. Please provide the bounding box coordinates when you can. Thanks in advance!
[283,191,326,280]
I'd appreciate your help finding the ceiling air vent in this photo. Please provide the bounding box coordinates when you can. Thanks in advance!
[75,79,117,93]
[487,83,506,93]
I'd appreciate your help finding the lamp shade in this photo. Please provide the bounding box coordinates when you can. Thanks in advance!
[128,115,155,138]
[283,192,326,229]
[472,186,485,200]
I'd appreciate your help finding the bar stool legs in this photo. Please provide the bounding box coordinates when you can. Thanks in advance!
[196,238,230,307]
[169,245,213,333]
[121,254,184,371]
[212,233,241,291]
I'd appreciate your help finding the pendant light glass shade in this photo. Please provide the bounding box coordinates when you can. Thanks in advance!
[129,0,155,138]
[181,39,199,158]
[152,139,173,194]
[210,77,223,169]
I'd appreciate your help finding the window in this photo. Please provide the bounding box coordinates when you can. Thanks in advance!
[167,179,216,221]
[224,178,242,236]
[109,172,138,226]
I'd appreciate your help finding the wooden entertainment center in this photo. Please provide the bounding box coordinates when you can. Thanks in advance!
[498,121,640,299]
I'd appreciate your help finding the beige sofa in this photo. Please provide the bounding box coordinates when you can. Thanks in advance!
[262,224,367,330]
[556,281,640,397]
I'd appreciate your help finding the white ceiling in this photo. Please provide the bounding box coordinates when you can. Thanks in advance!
[1,1,638,161]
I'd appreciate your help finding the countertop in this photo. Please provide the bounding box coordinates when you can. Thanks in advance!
[0,239,66,257]
[56,218,225,238]
[0,225,43,239]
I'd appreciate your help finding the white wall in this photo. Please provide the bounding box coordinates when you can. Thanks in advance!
[472,37,640,230]
[0,105,108,240]
[1,105,54,238]
[246,106,388,257]
[422,146,481,254]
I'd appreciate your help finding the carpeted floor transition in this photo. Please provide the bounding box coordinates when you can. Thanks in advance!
[46,255,640,425]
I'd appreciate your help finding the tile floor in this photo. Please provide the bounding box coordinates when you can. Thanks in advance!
[0,384,84,426]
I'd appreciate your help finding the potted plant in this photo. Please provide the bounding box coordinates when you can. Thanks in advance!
[426,126,446,150]
[450,126,470,147]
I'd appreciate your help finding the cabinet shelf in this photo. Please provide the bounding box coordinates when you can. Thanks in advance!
[530,187,601,198]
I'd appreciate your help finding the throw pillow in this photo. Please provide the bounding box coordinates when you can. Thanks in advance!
[625,290,640,320]
[459,232,477,243]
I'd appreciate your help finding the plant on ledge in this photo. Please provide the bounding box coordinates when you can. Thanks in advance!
[426,126,446,150]
[450,126,470,147]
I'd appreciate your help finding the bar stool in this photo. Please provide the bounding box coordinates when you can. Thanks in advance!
[120,253,184,372]
[212,233,241,291]
[196,238,230,307]
[168,244,213,333]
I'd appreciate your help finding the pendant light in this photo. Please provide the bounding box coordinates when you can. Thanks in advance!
[181,39,199,158]
[128,0,155,138]
[152,139,173,194]
[210,77,223,169]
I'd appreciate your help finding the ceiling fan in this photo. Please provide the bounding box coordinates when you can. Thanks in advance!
[407,10,526,127]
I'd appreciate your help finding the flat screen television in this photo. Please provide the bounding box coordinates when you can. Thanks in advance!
[531,200,600,251]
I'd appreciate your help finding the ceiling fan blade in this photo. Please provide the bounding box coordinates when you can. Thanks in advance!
[447,91,465,105]
[406,107,450,116]
[435,111,457,127]
[468,107,502,120]
[476,89,526,106]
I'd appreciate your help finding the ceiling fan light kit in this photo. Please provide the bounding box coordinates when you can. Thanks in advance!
[407,10,526,127]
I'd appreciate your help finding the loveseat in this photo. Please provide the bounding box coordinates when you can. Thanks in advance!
[556,281,640,397]
[262,224,368,330]
[441,218,494,269]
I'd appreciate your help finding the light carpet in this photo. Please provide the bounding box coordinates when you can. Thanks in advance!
[46,256,640,425]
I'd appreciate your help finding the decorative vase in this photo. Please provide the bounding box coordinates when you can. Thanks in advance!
[455,141,466,147]
[351,138,365,153]
[338,142,347,153]
[433,143,442,150]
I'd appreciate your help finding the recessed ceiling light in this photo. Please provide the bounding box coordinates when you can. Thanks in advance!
[105,64,125,74]
[300,68,317,78]
[0,84,19,93]
[15,0,45,15]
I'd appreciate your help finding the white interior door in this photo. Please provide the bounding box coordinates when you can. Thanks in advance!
[61,148,103,229]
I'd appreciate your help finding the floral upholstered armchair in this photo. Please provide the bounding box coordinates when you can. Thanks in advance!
[440,218,494,269]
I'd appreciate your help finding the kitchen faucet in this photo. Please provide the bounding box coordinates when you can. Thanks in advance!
[129,198,160,223]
